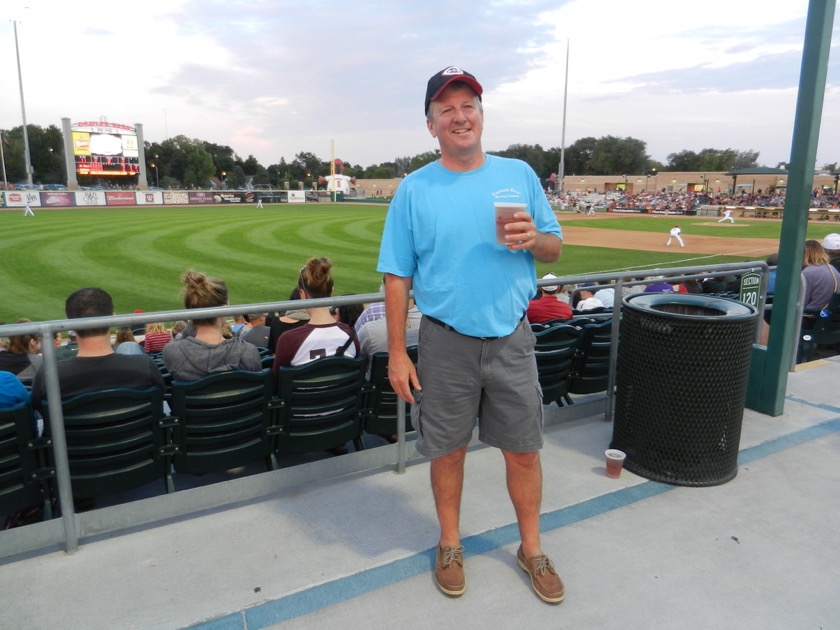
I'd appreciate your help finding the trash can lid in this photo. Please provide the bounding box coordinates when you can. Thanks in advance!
[622,293,757,320]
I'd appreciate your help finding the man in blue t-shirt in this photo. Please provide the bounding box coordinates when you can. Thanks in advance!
[377,66,564,604]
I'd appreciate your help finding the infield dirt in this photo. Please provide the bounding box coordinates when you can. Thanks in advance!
[558,213,779,258]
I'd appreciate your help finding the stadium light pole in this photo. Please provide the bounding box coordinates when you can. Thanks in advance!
[13,19,34,187]
[0,130,8,189]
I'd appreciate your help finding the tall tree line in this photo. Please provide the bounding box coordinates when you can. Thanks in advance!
[1,123,766,189]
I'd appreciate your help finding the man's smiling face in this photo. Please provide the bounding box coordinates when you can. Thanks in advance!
[426,83,484,168]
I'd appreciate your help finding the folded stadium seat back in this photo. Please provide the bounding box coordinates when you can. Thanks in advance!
[260,354,275,370]
[799,291,840,363]
[42,387,175,500]
[365,346,418,438]
[533,324,584,407]
[271,356,371,455]
[169,369,277,476]
[568,318,614,395]
[0,401,54,523]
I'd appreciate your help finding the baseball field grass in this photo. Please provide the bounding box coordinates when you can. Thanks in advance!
[1,203,835,323]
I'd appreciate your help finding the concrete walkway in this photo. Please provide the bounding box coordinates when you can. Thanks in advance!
[1,357,838,630]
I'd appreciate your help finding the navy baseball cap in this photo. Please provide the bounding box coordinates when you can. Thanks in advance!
[425,66,483,114]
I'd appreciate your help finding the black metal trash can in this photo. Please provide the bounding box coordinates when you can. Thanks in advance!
[612,293,758,487]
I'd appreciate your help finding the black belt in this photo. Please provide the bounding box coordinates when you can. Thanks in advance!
[425,314,525,341]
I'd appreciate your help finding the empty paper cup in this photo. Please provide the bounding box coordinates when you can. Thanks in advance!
[605,449,626,478]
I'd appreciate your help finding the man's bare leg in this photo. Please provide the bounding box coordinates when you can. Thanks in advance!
[503,450,543,557]
[431,445,468,546]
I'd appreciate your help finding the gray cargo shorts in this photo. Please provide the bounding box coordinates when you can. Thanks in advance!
[411,316,544,458]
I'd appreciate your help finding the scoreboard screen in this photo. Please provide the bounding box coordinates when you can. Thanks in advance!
[72,121,140,177]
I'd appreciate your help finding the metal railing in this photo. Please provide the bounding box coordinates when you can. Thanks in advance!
[0,260,789,557]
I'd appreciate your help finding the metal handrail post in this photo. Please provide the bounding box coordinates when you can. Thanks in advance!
[604,276,626,423]
[38,327,79,553]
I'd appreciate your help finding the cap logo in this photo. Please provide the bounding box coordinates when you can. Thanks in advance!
[441,66,466,76]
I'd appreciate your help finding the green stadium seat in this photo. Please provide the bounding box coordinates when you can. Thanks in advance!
[270,356,371,455]
[42,387,175,501]
[169,370,277,476]
[365,346,418,439]
[0,401,54,524]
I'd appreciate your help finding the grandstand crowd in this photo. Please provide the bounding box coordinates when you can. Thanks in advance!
[548,187,840,213]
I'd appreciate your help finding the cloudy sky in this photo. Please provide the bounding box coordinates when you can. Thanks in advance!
[2,0,839,170]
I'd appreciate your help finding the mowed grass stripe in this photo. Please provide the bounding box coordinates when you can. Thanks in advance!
[1,205,391,322]
[1,204,769,323]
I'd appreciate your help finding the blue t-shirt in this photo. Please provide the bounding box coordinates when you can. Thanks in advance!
[377,155,562,337]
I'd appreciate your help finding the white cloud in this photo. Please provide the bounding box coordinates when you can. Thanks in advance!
[1,0,837,169]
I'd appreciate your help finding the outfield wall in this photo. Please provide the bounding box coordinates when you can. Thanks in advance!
[1,189,311,209]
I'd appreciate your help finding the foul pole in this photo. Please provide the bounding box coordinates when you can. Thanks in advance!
[558,39,569,193]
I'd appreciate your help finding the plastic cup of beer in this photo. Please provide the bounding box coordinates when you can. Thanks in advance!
[605,449,626,479]
[495,202,527,244]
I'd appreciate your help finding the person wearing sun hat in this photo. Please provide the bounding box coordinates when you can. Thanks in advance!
[378,66,564,604]
[823,233,840,273]
[527,273,573,323]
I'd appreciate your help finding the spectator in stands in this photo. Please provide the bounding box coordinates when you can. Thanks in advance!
[644,280,676,293]
[131,309,146,337]
[593,281,616,308]
[114,327,145,355]
[29,288,164,410]
[54,330,78,361]
[354,277,387,332]
[162,270,261,381]
[359,296,422,360]
[573,283,605,311]
[701,274,736,294]
[273,257,359,370]
[823,233,840,273]
[267,288,309,353]
[332,297,364,329]
[240,313,271,348]
[170,321,187,339]
[680,278,704,294]
[143,322,172,354]
[801,240,840,330]
[621,277,647,298]
[0,319,43,381]
[230,314,248,337]
[576,296,606,311]
[0,370,30,409]
[527,273,573,322]
[765,253,779,296]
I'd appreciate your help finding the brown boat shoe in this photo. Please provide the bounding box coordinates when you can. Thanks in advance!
[517,544,565,603]
[435,545,466,596]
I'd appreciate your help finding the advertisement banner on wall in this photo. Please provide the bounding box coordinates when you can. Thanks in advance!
[607,207,646,214]
[189,192,215,204]
[136,191,163,205]
[163,192,190,205]
[4,190,42,207]
[288,190,306,203]
[42,192,75,207]
[75,190,107,206]
[211,192,247,204]
[106,191,137,206]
